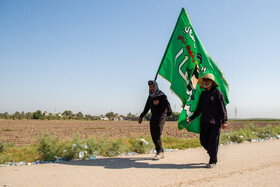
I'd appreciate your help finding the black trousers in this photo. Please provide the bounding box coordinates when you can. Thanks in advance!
[150,118,165,153]
[200,123,221,163]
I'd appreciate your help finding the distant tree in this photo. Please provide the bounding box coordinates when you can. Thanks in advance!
[144,113,152,121]
[62,110,73,119]
[62,110,73,116]
[126,113,138,121]
[85,114,98,121]
[105,112,117,119]
[126,113,132,120]
[55,114,62,120]
[14,111,20,119]
[84,114,91,121]
[26,112,32,120]
[94,115,100,120]
[76,112,84,120]
[3,112,9,119]
[19,111,25,120]
[166,112,180,121]
[32,110,43,119]
[46,115,53,120]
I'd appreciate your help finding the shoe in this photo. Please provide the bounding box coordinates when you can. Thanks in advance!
[153,152,165,160]
[206,162,216,168]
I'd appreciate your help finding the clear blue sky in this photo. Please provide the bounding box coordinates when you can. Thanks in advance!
[1,0,280,118]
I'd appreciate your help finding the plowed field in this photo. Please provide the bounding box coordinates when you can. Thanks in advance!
[0,119,279,146]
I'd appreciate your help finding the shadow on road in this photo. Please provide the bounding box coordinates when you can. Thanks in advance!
[59,157,206,169]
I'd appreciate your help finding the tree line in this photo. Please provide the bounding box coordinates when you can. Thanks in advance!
[0,110,180,121]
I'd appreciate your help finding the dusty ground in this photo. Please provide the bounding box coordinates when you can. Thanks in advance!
[0,120,279,146]
[0,139,279,186]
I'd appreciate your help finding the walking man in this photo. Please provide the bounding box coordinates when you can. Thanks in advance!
[138,80,172,160]
[188,73,228,168]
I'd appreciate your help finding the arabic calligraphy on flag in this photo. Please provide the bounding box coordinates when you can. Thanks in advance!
[156,8,229,133]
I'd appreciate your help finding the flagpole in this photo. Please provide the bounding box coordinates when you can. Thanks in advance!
[154,73,158,81]
[154,8,186,82]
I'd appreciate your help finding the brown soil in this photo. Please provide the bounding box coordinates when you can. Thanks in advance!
[0,119,279,146]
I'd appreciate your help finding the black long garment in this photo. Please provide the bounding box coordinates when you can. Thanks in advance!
[190,86,227,163]
[140,95,171,153]
[190,87,227,125]
[140,95,171,120]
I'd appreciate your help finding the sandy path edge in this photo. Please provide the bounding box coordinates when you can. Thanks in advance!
[1,140,279,187]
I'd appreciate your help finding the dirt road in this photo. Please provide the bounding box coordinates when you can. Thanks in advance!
[1,140,279,187]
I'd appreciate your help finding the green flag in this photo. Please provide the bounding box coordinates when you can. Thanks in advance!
[157,8,229,133]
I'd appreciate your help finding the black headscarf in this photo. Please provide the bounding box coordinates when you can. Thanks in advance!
[148,80,165,98]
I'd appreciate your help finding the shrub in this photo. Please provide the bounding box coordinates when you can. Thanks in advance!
[85,137,99,156]
[37,132,60,161]
[272,124,280,134]
[0,153,11,164]
[129,138,151,154]
[247,124,257,131]
[239,128,258,141]
[108,137,128,156]
[220,133,231,144]
[255,125,277,139]
[229,132,243,143]
[96,137,128,157]
[62,134,85,161]
[0,141,4,153]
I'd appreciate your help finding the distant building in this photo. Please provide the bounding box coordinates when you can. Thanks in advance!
[100,116,109,121]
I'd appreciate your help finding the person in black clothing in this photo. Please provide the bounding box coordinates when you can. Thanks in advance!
[138,80,172,160]
[188,73,228,168]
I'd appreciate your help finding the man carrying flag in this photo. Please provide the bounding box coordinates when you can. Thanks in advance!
[188,73,228,168]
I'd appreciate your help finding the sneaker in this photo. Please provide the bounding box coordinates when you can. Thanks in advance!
[206,162,216,169]
[153,152,165,160]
